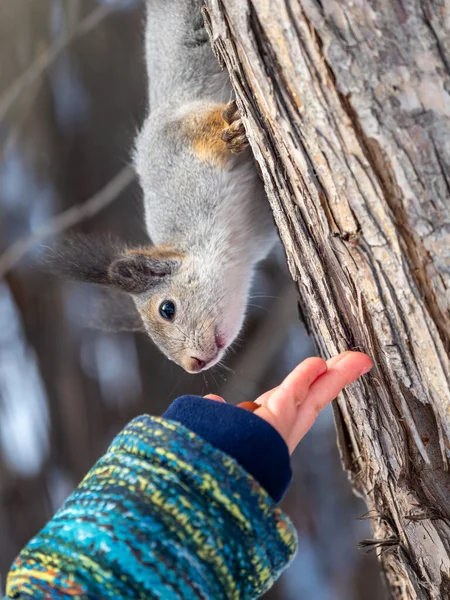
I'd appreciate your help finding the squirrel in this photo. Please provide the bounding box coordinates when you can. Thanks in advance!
[49,0,276,374]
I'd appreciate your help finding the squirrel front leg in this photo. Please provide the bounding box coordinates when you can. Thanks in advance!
[181,100,249,168]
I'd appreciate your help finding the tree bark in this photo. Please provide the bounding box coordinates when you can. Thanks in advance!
[204,1,450,598]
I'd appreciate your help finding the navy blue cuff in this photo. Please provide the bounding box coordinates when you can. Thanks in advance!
[163,396,292,503]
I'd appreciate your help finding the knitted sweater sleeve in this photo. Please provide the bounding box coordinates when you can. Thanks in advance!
[5,414,297,600]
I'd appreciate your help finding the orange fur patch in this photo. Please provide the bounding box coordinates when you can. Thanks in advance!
[182,106,231,167]
[141,295,165,329]
[125,245,184,261]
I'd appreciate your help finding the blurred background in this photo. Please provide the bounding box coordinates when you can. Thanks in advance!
[0,1,386,598]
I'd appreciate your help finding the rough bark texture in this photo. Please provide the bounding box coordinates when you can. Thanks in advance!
[204,1,450,598]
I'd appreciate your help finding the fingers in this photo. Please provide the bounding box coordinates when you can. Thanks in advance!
[266,357,328,412]
[291,352,372,450]
[203,394,226,403]
[202,352,372,457]
[253,357,327,445]
[314,352,372,408]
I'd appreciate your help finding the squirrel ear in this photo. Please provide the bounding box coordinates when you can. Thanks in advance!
[109,251,181,294]
[46,234,182,294]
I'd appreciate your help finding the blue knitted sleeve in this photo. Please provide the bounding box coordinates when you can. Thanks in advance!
[163,395,292,502]
[6,415,298,600]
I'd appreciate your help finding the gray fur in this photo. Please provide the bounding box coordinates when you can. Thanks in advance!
[49,1,276,373]
[131,0,276,372]
[144,0,228,108]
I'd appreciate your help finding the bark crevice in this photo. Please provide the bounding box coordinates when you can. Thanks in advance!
[205,1,450,597]
[303,6,450,356]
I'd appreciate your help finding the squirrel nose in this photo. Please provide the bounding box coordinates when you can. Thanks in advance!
[190,357,206,372]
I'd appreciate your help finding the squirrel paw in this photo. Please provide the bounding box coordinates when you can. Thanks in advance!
[221,100,249,154]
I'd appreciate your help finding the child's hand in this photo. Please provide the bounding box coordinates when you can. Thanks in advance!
[205,351,372,454]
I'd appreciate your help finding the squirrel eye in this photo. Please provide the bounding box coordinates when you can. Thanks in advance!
[159,300,176,321]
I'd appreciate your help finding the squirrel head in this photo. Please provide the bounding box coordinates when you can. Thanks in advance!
[47,234,245,373]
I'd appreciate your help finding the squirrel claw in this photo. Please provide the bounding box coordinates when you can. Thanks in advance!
[222,99,239,125]
[222,100,249,153]
[223,132,249,154]
[221,120,245,142]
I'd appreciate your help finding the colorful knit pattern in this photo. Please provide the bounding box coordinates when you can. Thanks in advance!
[6,416,297,599]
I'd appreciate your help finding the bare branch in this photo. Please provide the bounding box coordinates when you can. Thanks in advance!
[0,166,135,277]
[0,2,118,123]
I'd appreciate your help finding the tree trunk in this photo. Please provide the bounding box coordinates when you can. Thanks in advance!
[204,1,450,598]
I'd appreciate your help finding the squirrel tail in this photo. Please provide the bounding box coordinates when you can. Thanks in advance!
[44,232,124,286]
[145,0,230,107]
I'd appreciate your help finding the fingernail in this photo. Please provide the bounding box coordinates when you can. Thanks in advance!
[204,394,226,403]
[359,364,372,376]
